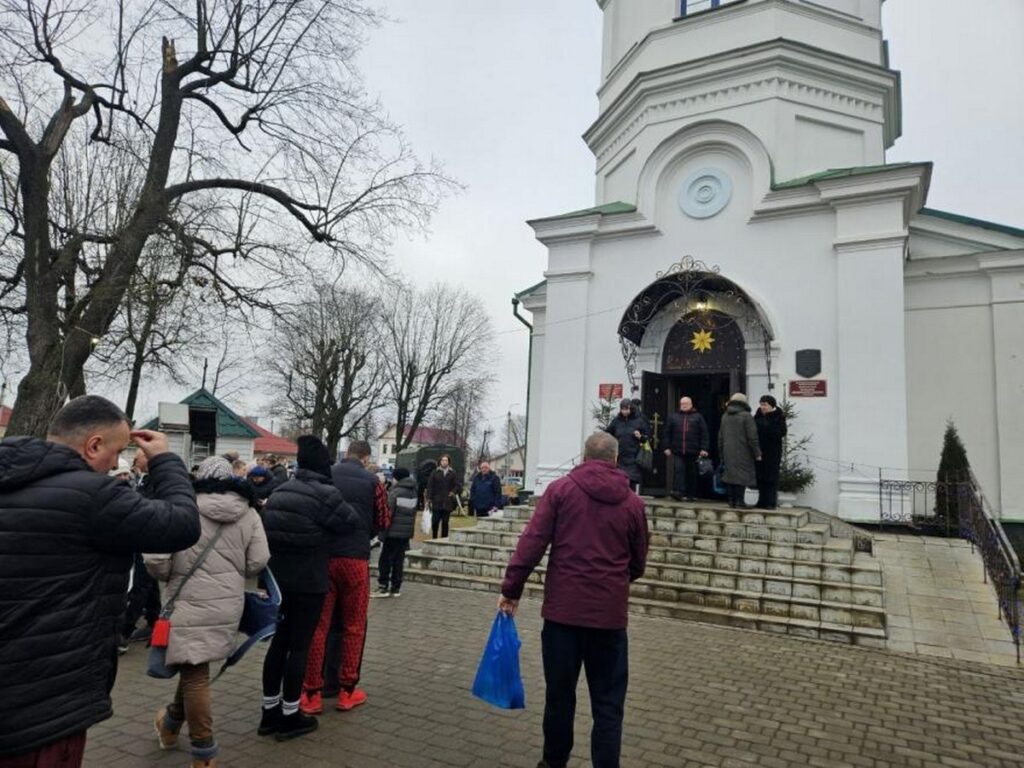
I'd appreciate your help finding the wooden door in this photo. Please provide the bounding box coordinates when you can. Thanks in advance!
[641,371,671,496]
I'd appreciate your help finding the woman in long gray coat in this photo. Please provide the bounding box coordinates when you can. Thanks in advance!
[718,393,762,509]
[148,456,270,768]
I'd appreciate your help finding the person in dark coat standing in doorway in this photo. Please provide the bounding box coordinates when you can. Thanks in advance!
[663,396,709,501]
[604,399,648,489]
[499,431,649,768]
[718,393,762,509]
[754,395,787,510]
[258,436,361,742]
[426,454,460,538]
[0,395,200,767]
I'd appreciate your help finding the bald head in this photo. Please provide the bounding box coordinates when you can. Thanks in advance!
[584,431,619,464]
[679,396,693,412]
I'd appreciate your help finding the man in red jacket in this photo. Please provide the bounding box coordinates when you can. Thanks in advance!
[499,431,649,768]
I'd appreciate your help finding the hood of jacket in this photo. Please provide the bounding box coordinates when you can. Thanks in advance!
[567,459,633,505]
[727,402,751,415]
[393,477,417,492]
[0,436,89,492]
[196,487,253,523]
[292,467,333,485]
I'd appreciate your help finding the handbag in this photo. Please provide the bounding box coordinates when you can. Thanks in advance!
[421,504,432,535]
[146,526,225,679]
[636,441,654,473]
[212,568,282,683]
[697,456,713,477]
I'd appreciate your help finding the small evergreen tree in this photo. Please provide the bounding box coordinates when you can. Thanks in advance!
[936,420,970,532]
[778,399,815,494]
[590,393,619,430]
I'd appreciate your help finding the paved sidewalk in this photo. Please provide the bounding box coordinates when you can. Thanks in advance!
[88,584,1024,768]
[876,534,1020,665]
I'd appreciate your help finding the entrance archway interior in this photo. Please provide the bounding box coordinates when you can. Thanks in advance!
[641,311,746,497]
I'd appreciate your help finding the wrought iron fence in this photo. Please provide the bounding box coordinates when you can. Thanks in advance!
[879,473,1021,663]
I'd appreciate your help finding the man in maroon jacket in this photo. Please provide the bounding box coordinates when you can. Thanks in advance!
[499,432,649,768]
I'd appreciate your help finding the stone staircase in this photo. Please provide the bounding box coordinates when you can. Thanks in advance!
[401,499,886,646]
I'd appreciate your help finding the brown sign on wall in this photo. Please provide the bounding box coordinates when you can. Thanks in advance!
[789,379,827,397]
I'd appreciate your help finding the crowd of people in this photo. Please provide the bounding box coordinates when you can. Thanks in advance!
[0,395,422,768]
[606,392,787,509]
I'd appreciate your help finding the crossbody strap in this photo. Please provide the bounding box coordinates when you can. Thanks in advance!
[160,525,225,619]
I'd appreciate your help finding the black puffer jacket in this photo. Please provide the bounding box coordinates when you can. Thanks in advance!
[330,459,376,559]
[262,469,362,593]
[665,410,710,456]
[0,438,200,757]
[385,477,418,540]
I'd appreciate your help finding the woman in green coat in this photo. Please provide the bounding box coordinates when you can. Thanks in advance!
[718,393,762,509]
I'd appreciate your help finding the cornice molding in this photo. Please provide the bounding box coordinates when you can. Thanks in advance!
[588,43,899,168]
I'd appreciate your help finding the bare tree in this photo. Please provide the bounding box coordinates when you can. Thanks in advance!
[380,282,495,454]
[438,376,491,451]
[271,283,385,457]
[0,1,450,436]
[87,240,206,419]
[506,412,527,467]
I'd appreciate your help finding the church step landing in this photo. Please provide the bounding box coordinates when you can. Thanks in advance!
[419,539,882,589]
[473,507,812,535]
[450,527,848,560]
[406,551,884,609]
[398,566,887,646]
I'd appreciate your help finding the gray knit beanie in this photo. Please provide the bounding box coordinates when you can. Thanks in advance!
[195,456,233,481]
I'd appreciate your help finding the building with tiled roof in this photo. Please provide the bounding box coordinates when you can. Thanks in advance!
[242,418,299,461]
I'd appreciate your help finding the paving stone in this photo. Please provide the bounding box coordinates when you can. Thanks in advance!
[90,583,1024,767]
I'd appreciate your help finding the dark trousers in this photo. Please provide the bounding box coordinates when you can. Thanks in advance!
[262,590,324,704]
[0,733,86,768]
[122,554,160,636]
[377,538,408,591]
[541,620,628,768]
[756,480,779,509]
[727,483,747,507]
[431,509,451,539]
[671,454,699,498]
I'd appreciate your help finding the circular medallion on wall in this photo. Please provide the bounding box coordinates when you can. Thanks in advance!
[678,168,732,219]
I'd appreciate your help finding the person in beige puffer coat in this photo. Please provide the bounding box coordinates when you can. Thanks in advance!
[147,456,269,768]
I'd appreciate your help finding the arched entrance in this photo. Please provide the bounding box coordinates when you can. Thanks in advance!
[618,257,774,496]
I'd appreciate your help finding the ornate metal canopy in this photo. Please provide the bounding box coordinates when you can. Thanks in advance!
[618,256,774,390]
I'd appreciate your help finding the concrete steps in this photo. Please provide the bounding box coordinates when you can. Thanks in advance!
[398,500,886,645]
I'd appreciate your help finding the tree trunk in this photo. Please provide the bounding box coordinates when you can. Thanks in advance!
[124,344,148,421]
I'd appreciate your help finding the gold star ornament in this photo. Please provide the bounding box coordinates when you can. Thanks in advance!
[690,329,715,353]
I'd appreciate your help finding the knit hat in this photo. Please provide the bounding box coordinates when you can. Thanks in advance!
[247,465,271,479]
[196,456,233,481]
[393,467,410,481]
[297,435,332,476]
[729,392,749,405]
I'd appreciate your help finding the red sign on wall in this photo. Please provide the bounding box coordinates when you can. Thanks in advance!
[789,379,827,398]
[599,383,624,400]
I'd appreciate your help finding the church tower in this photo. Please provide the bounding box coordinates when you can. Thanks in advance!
[589,0,901,202]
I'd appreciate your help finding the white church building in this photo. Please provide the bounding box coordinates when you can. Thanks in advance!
[518,0,1024,521]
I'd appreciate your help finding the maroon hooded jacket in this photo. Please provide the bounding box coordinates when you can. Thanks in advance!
[501,460,649,630]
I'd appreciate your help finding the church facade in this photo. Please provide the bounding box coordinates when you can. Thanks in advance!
[518,0,1024,521]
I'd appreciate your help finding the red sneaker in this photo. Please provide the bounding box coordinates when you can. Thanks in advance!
[299,691,323,715]
[336,689,367,711]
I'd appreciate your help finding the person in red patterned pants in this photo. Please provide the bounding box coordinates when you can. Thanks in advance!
[301,441,390,714]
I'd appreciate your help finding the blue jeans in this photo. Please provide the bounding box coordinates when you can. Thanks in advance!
[541,620,629,768]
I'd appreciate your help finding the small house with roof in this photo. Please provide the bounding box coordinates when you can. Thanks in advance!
[242,418,299,463]
[144,388,259,466]
[375,424,465,466]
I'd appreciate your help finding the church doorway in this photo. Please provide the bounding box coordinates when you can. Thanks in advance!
[640,311,746,497]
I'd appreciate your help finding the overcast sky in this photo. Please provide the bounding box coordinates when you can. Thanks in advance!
[355,0,1024,442]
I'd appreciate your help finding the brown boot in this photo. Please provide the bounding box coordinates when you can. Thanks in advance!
[191,760,216,768]
[154,708,180,750]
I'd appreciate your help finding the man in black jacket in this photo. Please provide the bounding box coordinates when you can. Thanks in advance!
[301,440,389,715]
[0,395,201,765]
[663,396,710,501]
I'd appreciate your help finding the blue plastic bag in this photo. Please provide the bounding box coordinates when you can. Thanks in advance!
[472,612,526,709]
[712,464,727,496]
